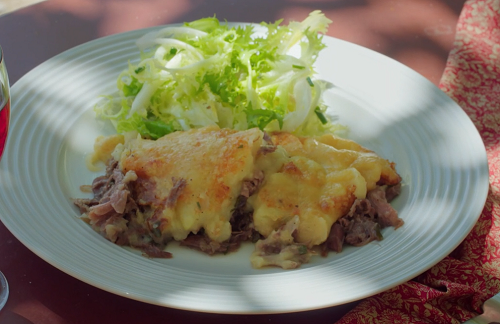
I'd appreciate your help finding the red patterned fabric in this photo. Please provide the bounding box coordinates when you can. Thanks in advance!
[337,0,500,323]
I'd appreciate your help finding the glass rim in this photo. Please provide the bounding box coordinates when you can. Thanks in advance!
[0,270,8,310]
[0,44,8,104]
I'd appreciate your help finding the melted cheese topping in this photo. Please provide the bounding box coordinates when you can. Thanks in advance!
[119,126,263,242]
[86,134,125,171]
[249,132,400,247]
[271,132,401,190]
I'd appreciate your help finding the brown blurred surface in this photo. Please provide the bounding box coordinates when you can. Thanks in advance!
[0,0,466,323]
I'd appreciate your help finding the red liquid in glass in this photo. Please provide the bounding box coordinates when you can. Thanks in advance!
[0,99,9,158]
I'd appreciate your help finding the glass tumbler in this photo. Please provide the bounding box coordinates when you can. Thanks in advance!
[0,44,10,311]
[0,45,9,158]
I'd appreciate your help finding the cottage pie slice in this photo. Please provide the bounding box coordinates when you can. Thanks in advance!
[74,126,403,269]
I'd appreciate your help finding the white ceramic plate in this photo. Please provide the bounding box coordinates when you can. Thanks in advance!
[0,24,489,314]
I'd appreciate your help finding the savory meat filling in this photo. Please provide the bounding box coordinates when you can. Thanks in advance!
[74,126,403,269]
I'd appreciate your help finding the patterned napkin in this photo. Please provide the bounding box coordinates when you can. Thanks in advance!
[336,0,500,323]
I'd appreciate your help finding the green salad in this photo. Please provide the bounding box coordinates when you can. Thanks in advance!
[95,10,340,139]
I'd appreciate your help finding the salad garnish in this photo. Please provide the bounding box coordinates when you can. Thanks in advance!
[95,10,341,139]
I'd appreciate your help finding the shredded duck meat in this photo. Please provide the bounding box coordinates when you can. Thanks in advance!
[73,159,173,258]
[322,184,403,256]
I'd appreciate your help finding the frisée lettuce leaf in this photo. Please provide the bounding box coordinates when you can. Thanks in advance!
[94,10,341,139]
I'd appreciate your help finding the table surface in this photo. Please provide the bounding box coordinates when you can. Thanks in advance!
[0,0,466,323]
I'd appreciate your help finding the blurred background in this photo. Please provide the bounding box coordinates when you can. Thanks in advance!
[0,0,466,87]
